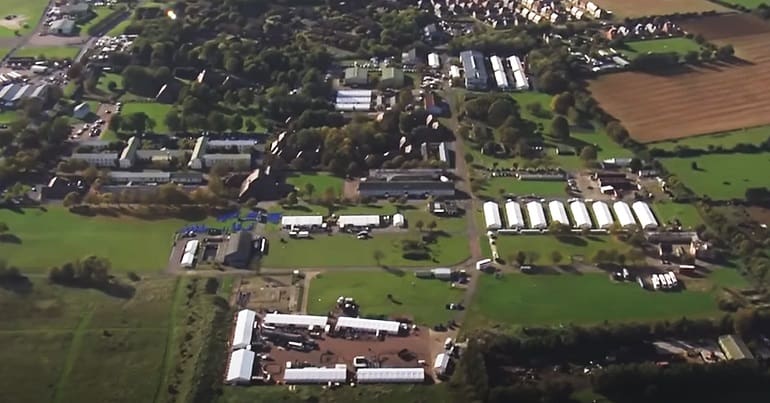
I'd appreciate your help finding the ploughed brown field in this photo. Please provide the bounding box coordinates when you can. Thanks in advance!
[592,0,731,18]
[590,14,770,143]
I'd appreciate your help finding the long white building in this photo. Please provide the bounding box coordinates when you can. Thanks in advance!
[569,201,592,229]
[526,201,547,229]
[592,201,614,229]
[504,200,525,229]
[506,55,529,91]
[483,201,502,230]
[548,200,569,226]
[284,366,347,384]
[489,55,511,91]
[262,313,329,329]
[335,317,402,334]
[225,349,255,384]
[356,368,425,383]
[232,309,256,350]
[632,201,658,230]
[613,201,637,229]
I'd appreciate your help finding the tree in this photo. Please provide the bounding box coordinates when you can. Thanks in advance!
[82,166,99,183]
[516,251,527,266]
[108,114,123,132]
[304,183,315,198]
[464,152,474,164]
[62,192,81,207]
[487,99,515,127]
[691,161,699,170]
[415,219,424,232]
[373,249,385,266]
[427,220,437,232]
[0,222,8,233]
[285,192,298,207]
[550,92,574,115]
[230,114,243,132]
[126,112,149,134]
[716,45,734,60]
[208,112,227,132]
[548,221,570,234]
[580,145,597,161]
[164,110,182,133]
[629,158,643,173]
[551,116,570,140]
[550,250,563,266]
[245,119,257,132]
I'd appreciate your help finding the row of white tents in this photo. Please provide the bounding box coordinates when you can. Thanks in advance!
[483,200,659,231]
[284,366,425,384]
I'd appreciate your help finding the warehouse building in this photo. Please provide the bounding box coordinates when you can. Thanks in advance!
[505,200,525,229]
[225,349,255,384]
[107,171,204,185]
[358,169,455,199]
[592,201,614,229]
[632,201,658,230]
[460,50,488,90]
[344,65,369,86]
[216,231,253,269]
[718,334,754,360]
[613,201,637,229]
[338,215,381,229]
[262,313,328,329]
[526,201,547,229]
[334,317,403,335]
[232,309,257,350]
[69,152,118,168]
[284,366,348,384]
[569,201,592,229]
[48,19,76,36]
[356,368,425,383]
[380,67,404,88]
[483,201,502,230]
[548,200,569,226]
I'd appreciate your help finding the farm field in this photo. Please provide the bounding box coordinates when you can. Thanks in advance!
[680,14,770,63]
[286,172,344,196]
[307,271,464,324]
[120,102,173,133]
[653,202,702,229]
[0,0,49,36]
[493,235,639,266]
[623,38,701,59]
[14,46,80,60]
[650,125,770,151]
[661,153,770,200]
[477,178,567,200]
[590,0,730,18]
[465,273,720,329]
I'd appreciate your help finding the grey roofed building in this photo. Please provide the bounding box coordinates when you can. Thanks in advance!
[107,171,204,184]
[48,19,76,36]
[118,136,140,168]
[216,231,253,269]
[460,50,489,91]
[61,2,90,17]
[358,169,455,199]
[718,335,754,360]
[73,102,90,119]
[344,65,369,86]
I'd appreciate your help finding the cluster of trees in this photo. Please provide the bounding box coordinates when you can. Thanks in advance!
[0,259,26,285]
[63,182,226,208]
[463,95,542,158]
[0,111,71,183]
[48,256,116,291]
[650,137,770,159]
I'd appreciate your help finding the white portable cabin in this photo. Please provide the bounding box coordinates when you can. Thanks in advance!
[569,201,592,229]
[338,215,381,228]
[356,368,425,383]
[284,366,347,384]
[612,201,637,229]
[504,200,525,229]
[592,201,614,229]
[262,313,329,329]
[281,215,323,228]
[476,258,492,271]
[526,201,547,229]
[180,251,195,268]
[232,309,257,350]
[506,56,529,91]
[548,200,569,226]
[184,239,199,254]
[651,274,661,290]
[428,53,441,69]
[631,201,658,230]
[434,353,450,376]
[226,349,255,384]
[392,213,405,228]
[449,65,461,79]
[483,201,502,230]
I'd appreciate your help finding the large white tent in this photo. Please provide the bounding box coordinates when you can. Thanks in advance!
[232,309,256,350]
[613,201,637,229]
[284,366,347,384]
[335,317,402,334]
[338,215,381,228]
[225,349,255,384]
[356,368,425,383]
[632,201,658,230]
[504,200,525,228]
[483,201,502,230]
[592,201,614,229]
[262,313,329,329]
[281,215,323,228]
[548,200,569,226]
[569,201,592,229]
[526,201,547,229]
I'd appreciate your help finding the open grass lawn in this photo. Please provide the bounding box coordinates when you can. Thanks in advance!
[121,102,173,133]
[477,178,567,200]
[14,46,80,60]
[653,202,702,229]
[0,109,18,123]
[219,384,452,403]
[0,0,49,36]
[723,0,768,7]
[307,271,464,324]
[650,125,770,151]
[494,234,638,265]
[623,38,702,59]
[465,273,720,329]
[286,172,344,196]
[0,206,211,273]
[96,72,124,94]
[661,153,770,200]
[0,47,10,58]
[0,332,72,403]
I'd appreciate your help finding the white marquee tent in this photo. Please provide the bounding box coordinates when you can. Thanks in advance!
[613,201,637,229]
[483,201,502,230]
[632,201,658,230]
[225,349,255,384]
[505,200,525,228]
[356,368,425,383]
[569,201,592,229]
[548,200,570,226]
[592,201,614,229]
[232,309,256,350]
[526,201,547,229]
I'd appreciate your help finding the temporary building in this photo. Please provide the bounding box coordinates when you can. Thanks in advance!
[262,313,329,329]
[613,201,637,229]
[434,353,450,376]
[338,215,381,228]
[180,252,195,268]
[483,201,502,230]
[548,201,569,226]
[392,213,405,228]
[232,309,257,350]
[526,201,547,229]
[356,368,425,383]
[504,200,525,229]
[631,201,658,230]
[431,267,453,280]
[281,215,323,228]
[428,53,441,69]
[592,201,614,229]
[335,317,402,334]
[284,366,348,384]
[569,201,592,229]
[225,349,255,384]
[184,240,199,254]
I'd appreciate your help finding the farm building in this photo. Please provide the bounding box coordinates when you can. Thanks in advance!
[483,201,502,230]
[504,200,525,229]
[428,52,441,69]
[592,201,614,229]
[284,366,348,384]
[434,353,450,377]
[489,55,511,91]
[718,335,754,360]
[356,368,425,383]
[344,66,369,86]
[548,201,569,226]
[216,231,253,268]
[262,313,328,329]
[393,213,405,228]
[526,201,547,229]
[631,201,658,230]
[232,309,257,350]
[338,215,381,228]
[381,67,404,88]
[506,56,529,91]
[334,317,403,334]
[225,349,255,384]
[569,201,592,229]
[281,215,323,228]
[460,50,489,91]
[48,19,76,36]
[613,202,637,229]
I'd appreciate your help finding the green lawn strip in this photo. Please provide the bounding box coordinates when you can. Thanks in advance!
[0,109,19,123]
[286,171,344,196]
[709,267,749,288]
[308,271,464,324]
[120,102,173,133]
[0,332,72,403]
[661,153,770,200]
[493,234,637,265]
[96,72,124,94]
[14,46,80,59]
[721,0,768,8]
[153,277,183,403]
[653,202,702,229]
[623,37,702,59]
[52,310,93,403]
[649,125,770,151]
[106,18,132,36]
[78,7,116,33]
[477,177,567,199]
[219,383,452,403]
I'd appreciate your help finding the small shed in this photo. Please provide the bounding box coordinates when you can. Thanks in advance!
[392,213,405,228]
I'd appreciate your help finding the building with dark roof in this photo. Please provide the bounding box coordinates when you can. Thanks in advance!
[718,335,754,360]
[358,169,455,199]
[216,231,253,269]
[460,50,488,91]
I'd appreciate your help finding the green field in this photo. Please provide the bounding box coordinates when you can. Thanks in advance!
[493,234,639,265]
[106,18,132,36]
[219,384,452,403]
[0,207,210,273]
[0,109,18,123]
[120,102,173,133]
[661,153,770,200]
[650,125,770,151]
[653,202,702,229]
[466,273,720,329]
[286,172,344,196]
[722,0,769,8]
[623,38,702,59]
[307,271,464,324]
[14,46,80,60]
[0,0,49,36]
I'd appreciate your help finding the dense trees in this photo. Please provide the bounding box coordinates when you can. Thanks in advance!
[551,116,570,140]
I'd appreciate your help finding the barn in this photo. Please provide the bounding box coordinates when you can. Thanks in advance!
[613,201,637,229]
[631,201,658,230]
[526,201,547,229]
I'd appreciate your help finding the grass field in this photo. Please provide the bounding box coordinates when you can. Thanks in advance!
[623,38,702,59]
[590,0,730,18]
[493,234,639,265]
[96,72,123,94]
[219,384,452,403]
[286,172,344,196]
[661,153,770,199]
[722,0,769,7]
[0,47,9,58]
[0,206,213,273]
[120,102,173,133]
[650,125,770,151]
[0,109,18,123]
[477,178,567,200]
[14,46,80,60]
[465,273,720,329]
[0,0,49,36]
[106,18,132,36]
[654,202,702,229]
[307,271,465,324]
